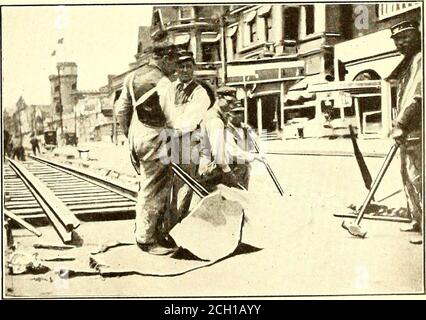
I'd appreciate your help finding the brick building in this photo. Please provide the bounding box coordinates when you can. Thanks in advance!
[105,3,422,141]
[222,3,421,139]
[129,26,153,69]
[74,89,113,143]
[150,5,227,86]
[327,2,422,138]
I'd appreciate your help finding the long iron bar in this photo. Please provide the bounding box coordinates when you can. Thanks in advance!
[248,131,284,196]
[7,158,74,243]
[8,157,80,232]
[171,162,209,198]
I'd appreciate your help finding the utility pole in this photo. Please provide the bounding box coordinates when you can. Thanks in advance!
[32,104,36,135]
[74,104,77,145]
[112,92,118,145]
[17,100,23,141]
[219,11,228,85]
[56,64,64,137]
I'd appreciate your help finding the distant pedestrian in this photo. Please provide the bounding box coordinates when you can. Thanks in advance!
[30,133,40,156]
[4,130,12,157]
[11,135,25,161]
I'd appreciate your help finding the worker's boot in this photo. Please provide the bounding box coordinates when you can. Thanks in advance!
[400,221,421,232]
[158,234,178,249]
[137,242,177,256]
[409,235,423,245]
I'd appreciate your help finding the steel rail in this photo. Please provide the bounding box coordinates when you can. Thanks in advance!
[7,158,75,243]
[29,154,137,200]
[4,209,42,237]
[8,157,80,231]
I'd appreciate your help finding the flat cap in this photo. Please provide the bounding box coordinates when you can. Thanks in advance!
[152,40,177,57]
[390,20,419,38]
[216,86,237,97]
[229,101,244,112]
[177,50,195,63]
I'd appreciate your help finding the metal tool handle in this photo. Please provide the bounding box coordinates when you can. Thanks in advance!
[248,131,285,196]
[355,144,399,225]
[348,124,373,191]
[171,163,209,198]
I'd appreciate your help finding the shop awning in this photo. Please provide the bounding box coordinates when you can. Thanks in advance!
[257,5,272,17]
[227,25,238,37]
[346,53,404,81]
[244,10,257,23]
[309,80,382,94]
[284,90,316,103]
[288,74,328,91]
[173,34,190,46]
[284,74,327,103]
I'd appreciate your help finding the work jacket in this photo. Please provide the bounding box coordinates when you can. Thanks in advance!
[395,52,422,141]
[116,62,171,162]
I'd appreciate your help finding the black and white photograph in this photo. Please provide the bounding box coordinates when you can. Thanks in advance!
[1,0,424,299]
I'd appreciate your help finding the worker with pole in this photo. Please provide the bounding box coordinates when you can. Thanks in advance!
[388,21,423,244]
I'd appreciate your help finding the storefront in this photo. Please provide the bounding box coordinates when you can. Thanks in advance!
[281,28,402,139]
[225,57,304,136]
[308,80,395,138]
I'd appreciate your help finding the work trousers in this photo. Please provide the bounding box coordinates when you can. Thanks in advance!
[32,144,40,156]
[12,147,25,161]
[129,120,173,244]
[400,140,423,229]
[162,134,200,234]
[134,158,172,244]
[230,163,252,190]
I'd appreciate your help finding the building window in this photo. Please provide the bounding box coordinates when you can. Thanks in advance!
[151,9,165,40]
[377,2,421,20]
[305,5,315,35]
[283,7,299,40]
[179,7,194,20]
[54,85,60,93]
[232,34,238,55]
[249,19,257,43]
[72,83,77,90]
[152,9,163,29]
[202,43,219,62]
[264,13,272,41]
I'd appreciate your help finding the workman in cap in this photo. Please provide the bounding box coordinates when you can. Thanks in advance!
[161,50,215,237]
[116,40,178,255]
[225,101,262,189]
[198,86,265,191]
[387,20,423,244]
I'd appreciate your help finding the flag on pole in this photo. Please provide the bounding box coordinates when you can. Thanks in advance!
[58,38,64,44]
[51,50,56,56]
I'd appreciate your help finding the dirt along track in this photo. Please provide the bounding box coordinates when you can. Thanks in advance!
[4,152,424,297]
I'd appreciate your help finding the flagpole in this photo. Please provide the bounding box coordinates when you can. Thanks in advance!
[58,37,65,141]
[57,63,64,137]
[17,97,23,143]
[52,37,65,139]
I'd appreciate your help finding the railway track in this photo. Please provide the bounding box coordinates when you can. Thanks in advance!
[4,155,137,237]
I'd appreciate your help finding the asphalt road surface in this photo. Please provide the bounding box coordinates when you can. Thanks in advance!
[5,153,424,297]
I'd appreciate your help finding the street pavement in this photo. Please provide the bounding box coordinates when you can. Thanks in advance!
[5,138,424,297]
[37,136,395,180]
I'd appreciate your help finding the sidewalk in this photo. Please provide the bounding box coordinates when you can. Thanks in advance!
[42,137,394,183]
[262,137,394,158]
[41,141,139,187]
